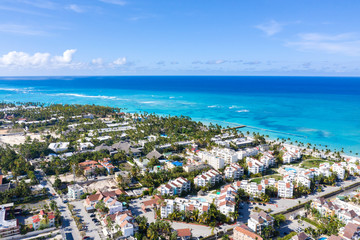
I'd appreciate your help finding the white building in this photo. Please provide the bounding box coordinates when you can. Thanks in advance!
[260,152,275,168]
[0,203,19,238]
[332,163,346,180]
[248,211,274,235]
[157,177,191,196]
[103,196,123,214]
[224,163,244,179]
[103,212,134,237]
[67,184,84,199]
[197,151,225,170]
[160,198,210,218]
[211,147,238,165]
[48,142,69,153]
[246,157,265,175]
[277,180,294,198]
[217,184,237,218]
[237,148,259,160]
[194,169,222,187]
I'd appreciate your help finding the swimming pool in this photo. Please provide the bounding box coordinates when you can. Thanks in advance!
[318,237,327,240]
[191,197,207,203]
[285,167,297,173]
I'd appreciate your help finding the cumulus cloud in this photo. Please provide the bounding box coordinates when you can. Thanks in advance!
[100,0,126,6]
[52,49,77,64]
[287,32,360,56]
[113,57,127,65]
[67,4,84,13]
[256,20,282,36]
[0,49,78,68]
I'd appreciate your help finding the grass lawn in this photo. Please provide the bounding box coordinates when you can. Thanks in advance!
[301,159,329,169]
[251,178,262,184]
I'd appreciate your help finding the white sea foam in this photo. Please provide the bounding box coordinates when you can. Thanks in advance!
[169,96,175,99]
[236,109,250,113]
[208,105,221,108]
[51,93,128,101]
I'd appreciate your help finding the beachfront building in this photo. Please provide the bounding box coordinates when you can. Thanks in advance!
[246,158,265,175]
[67,184,84,199]
[217,184,237,218]
[224,163,244,179]
[157,177,191,196]
[210,147,238,165]
[160,198,210,218]
[0,203,20,238]
[260,152,275,168]
[247,211,274,235]
[48,142,69,153]
[194,169,222,187]
[233,225,263,240]
[277,181,294,198]
[198,151,225,170]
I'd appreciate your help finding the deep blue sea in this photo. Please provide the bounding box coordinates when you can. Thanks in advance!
[0,76,359,154]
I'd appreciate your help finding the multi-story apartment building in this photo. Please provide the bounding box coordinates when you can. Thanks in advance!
[277,180,294,198]
[157,177,191,196]
[332,163,346,180]
[260,152,275,168]
[198,151,225,170]
[67,184,84,199]
[211,147,238,165]
[248,211,274,235]
[217,184,237,218]
[160,198,210,218]
[224,163,244,179]
[0,203,20,238]
[237,148,259,160]
[194,169,222,187]
[246,158,265,175]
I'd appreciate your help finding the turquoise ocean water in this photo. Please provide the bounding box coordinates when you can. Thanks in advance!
[0,76,359,154]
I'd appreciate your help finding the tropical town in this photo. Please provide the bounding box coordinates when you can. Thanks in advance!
[0,103,360,240]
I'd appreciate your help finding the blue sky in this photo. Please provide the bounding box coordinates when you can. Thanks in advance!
[0,0,360,76]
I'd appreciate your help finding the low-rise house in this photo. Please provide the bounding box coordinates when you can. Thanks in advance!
[78,142,94,151]
[99,158,115,174]
[32,210,55,231]
[341,222,360,240]
[247,211,274,235]
[194,169,222,187]
[79,160,104,175]
[277,180,294,198]
[233,224,263,240]
[176,228,192,240]
[48,142,69,153]
[146,150,163,160]
[85,189,124,208]
[224,163,244,179]
[0,203,19,238]
[291,232,311,240]
[67,184,84,199]
[157,177,191,196]
[103,212,134,237]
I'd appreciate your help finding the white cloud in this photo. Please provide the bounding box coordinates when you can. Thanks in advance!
[113,57,127,65]
[52,49,77,64]
[0,24,46,36]
[99,0,126,6]
[91,58,103,65]
[287,32,360,56]
[0,49,78,68]
[256,20,282,36]
[67,4,84,13]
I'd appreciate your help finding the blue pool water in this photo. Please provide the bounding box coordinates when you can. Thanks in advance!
[285,167,297,173]
[318,237,327,240]
[1,76,360,154]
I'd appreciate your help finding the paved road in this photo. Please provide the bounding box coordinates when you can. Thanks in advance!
[36,169,81,240]
[72,200,103,240]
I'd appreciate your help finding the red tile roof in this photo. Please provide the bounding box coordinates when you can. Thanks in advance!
[177,228,191,237]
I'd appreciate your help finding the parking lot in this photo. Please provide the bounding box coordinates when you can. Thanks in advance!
[71,200,104,240]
